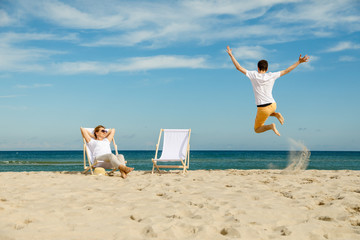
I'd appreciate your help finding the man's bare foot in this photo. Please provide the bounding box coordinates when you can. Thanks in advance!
[272,112,284,125]
[270,123,280,136]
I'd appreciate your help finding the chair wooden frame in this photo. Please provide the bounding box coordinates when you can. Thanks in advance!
[81,128,120,175]
[152,129,191,174]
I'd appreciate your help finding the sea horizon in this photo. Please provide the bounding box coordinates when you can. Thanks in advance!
[1,150,360,172]
[1,149,360,152]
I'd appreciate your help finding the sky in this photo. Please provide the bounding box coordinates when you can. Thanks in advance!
[0,0,359,151]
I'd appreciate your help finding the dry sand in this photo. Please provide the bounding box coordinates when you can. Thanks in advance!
[1,170,360,240]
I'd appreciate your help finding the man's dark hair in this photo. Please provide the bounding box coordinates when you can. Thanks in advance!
[258,60,268,71]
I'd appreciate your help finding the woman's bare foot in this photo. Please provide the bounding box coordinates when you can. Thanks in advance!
[124,166,134,174]
[270,123,280,136]
[120,170,127,179]
[118,166,134,178]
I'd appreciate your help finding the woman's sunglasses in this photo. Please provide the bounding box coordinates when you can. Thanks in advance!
[100,130,107,133]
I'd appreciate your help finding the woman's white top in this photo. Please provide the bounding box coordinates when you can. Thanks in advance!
[87,138,112,159]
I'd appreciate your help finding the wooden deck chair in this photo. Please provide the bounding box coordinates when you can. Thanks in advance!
[81,128,120,175]
[152,129,191,174]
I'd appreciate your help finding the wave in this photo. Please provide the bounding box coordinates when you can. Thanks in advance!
[0,160,81,165]
[282,138,311,173]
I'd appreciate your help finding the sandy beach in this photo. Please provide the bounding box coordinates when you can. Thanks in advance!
[1,170,360,240]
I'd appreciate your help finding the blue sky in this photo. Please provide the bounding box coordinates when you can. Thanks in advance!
[0,0,359,151]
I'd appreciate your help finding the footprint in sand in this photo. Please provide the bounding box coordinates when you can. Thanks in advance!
[274,226,291,236]
[220,227,241,238]
[156,193,172,200]
[143,226,157,238]
[166,214,182,219]
[318,216,333,221]
[130,215,142,222]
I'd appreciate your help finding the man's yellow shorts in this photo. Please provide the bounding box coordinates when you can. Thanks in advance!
[254,102,277,130]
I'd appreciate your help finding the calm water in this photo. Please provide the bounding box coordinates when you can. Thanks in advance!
[1,150,360,172]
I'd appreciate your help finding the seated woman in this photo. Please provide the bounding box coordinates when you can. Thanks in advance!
[80,125,134,178]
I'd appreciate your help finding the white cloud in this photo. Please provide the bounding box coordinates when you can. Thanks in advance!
[83,31,158,47]
[339,56,357,62]
[53,55,210,74]
[0,45,55,72]
[325,41,360,52]
[0,95,20,98]
[0,48,45,72]
[19,0,148,29]
[53,61,106,74]
[0,32,75,72]
[271,0,360,30]
[0,105,28,111]
[0,10,12,26]
[5,0,357,49]
[15,84,53,89]
[39,0,125,29]
[1,0,358,75]
[16,0,309,47]
[120,55,209,71]
[77,0,359,47]
[232,46,271,61]
[0,26,212,73]
[0,32,78,43]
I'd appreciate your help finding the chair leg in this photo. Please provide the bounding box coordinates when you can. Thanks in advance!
[152,163,161,174]
[181,159,187,174]
[152,160,159,174]
[84,160,98,175]
[82,166,91,174]
[108,168,117,176]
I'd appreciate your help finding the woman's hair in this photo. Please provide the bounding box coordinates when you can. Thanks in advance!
[94,125,105,139]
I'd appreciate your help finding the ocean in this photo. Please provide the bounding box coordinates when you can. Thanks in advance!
[1,150,360,172]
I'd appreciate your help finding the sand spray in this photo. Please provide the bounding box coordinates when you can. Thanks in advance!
[282,138,311,173]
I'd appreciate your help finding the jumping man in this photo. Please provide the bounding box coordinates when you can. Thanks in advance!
[226,46,309,136]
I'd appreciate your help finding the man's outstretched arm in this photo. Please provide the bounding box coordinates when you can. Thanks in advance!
[226,46,247,75]
[280,54,309,77]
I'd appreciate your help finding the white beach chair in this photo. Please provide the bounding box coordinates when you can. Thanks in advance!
[152,129,191,174]
[81,128,120,175]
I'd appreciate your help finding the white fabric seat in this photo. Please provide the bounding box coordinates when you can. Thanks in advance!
[152,129,191,174]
